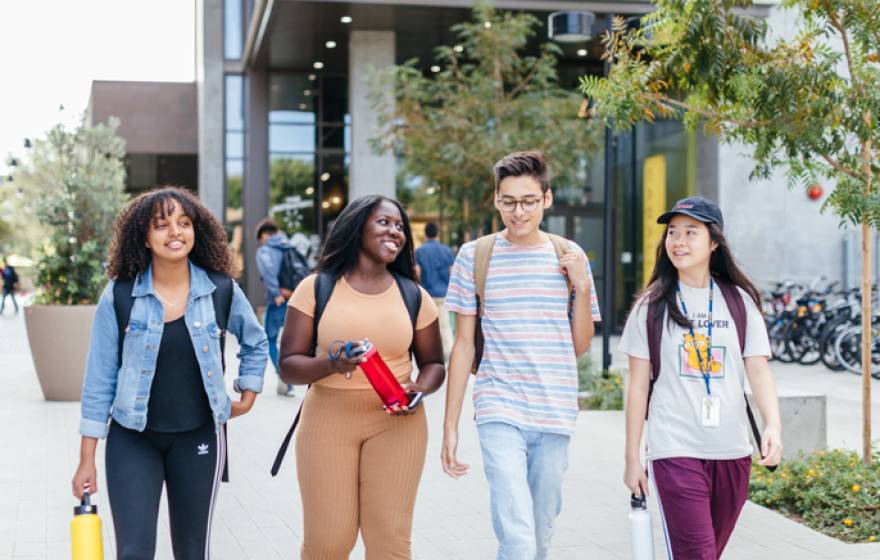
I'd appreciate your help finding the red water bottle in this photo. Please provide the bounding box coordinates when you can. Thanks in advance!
[357,342,419,409]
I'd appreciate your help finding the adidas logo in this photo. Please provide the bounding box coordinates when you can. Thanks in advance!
[197,443,209,455]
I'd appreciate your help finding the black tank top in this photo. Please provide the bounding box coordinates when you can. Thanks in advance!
[146,316,213,432]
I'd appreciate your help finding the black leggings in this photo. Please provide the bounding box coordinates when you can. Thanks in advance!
[106,421,225,559]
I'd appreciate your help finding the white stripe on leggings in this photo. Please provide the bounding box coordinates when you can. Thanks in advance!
[648,461,674,560]
[205,424,225,560]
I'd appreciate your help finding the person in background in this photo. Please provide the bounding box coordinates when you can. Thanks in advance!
[256,218,296,397]
[1,257,19,314]
[415,222,455,356]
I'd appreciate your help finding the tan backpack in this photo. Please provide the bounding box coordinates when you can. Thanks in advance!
[470,232,574,374]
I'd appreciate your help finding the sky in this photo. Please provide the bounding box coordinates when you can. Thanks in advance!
[0,0,196,175]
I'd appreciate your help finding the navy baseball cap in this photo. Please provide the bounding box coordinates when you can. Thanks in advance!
[656,196,724,229]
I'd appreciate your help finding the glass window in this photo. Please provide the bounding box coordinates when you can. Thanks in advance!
[224,0,243,59]
[225,75,244,130]
[270,155,316,233]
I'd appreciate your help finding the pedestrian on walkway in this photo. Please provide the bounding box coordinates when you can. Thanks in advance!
[442,151,601,560]
[0,257,19,314]
[256,217,306,397]
[72,186,268,560]
[619,196,783,560]
[278,195,445,559]
[415,222,455,356]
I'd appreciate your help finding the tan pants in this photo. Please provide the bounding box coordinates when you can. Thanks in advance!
[433,297,454,357]
[295,385,428,559]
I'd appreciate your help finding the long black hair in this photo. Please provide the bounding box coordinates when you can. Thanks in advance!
[107,186,236,280]
[316,195,416,281]
[641,222,762,329]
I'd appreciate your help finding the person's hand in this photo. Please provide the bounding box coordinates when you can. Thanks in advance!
[274,294,285,306]
[386,382,427,416]
[441,429,470,478]
[230,390,256,418]
[624,459,649,496]
[559,250,590,293]
[759,425,783,467]
[72,460,97,500]
[328,340,366,378]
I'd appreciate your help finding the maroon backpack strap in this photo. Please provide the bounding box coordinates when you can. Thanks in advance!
[715,278,746,353]
[645,299,663,419]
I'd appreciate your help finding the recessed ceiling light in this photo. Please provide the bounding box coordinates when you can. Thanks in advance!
[326,41,337,49]
[320,172,331,182]
[484,21,491,29]
[299,103,307,110]
[303,89,311,96]
[340,16,352,24]
[331,196,341,205]
[305,186,315,195]
[321,201,330,209]
[453,45,464,53]
[430,65,441,73]
[577,48,588,57]
[313,61,324,69]
[308,74,316,81]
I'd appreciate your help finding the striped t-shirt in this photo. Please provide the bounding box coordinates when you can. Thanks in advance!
[445,233,601,436]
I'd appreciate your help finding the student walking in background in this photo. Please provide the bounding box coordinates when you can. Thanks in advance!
[619,196,782,560]
[415,222,455,356]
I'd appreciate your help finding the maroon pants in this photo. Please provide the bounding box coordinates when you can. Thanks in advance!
[650,456,751,560]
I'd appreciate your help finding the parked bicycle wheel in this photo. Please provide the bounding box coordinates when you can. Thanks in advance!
[769,320,794,363]
[818,315,850,371]
[833,325,880,379]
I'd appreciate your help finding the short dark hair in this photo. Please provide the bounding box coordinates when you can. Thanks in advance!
[493,151,550,192]
[256,218,280,240]
[424,222,438,238]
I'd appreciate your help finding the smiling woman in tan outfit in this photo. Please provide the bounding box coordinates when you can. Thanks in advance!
[279,195,445,560]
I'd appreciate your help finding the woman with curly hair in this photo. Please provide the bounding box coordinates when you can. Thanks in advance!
[71,186,268,559]
[279,195,445,559]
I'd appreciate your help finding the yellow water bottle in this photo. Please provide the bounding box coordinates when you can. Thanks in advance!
[71,490,103,560]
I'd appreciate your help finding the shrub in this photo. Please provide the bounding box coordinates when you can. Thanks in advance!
[577,354,623,410]
[749,448,880,543]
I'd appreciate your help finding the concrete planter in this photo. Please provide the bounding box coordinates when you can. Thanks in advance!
[24,304,97,401]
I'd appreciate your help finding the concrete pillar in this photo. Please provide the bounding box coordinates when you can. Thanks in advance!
[242,69,269,306]
[349,30,396,200]
[196,0,225,219]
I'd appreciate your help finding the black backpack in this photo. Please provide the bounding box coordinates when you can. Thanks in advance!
[270,270,421,476]
[278,246,310,292]
[113,270,235,480]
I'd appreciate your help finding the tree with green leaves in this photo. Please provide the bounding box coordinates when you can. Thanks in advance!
[581,0,879,464]
[10,118,128,305]
[370,0,601,238]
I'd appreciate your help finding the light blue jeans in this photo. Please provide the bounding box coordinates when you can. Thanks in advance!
[477,421,571,560]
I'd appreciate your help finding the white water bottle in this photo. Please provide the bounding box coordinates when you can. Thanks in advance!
[629,492,655,560]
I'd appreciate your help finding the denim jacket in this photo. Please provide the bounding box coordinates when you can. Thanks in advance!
[79,261,269,438]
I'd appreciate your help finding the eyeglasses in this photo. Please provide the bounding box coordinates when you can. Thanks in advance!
[497,196,544,213]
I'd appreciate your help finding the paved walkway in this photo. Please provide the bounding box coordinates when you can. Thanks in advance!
[1,309,879,559]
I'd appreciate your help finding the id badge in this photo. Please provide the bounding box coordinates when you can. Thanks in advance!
[702,395,720,427]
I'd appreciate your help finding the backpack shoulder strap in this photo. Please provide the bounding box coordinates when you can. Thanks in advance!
[112,278,136,364]
[392,272,422,356]
[547,233,574,316]
[716,278,747,353]
[206,270,234,374]
[645,298,664,419]
[473,234,497,318]
[312,271,336,356]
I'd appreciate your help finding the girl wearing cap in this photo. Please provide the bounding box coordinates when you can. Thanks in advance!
[619,196,782,559]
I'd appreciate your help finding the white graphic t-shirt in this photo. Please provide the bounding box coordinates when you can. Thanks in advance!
[618,282,771,461]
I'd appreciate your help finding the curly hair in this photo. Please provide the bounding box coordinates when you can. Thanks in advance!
[106,186,237,280]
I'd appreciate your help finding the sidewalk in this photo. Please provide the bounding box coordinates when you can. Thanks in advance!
[1,310,878,559]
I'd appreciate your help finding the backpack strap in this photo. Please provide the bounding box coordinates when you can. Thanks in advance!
[716,279,746,353]
[471,234,497,374]
[206,270,234,374]
[113,278,136,365]
[272,270,422,477]
[546,233,574,317]
[645,298,664,419]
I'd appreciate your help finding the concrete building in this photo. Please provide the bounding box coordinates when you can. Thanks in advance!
[89,0,851,320]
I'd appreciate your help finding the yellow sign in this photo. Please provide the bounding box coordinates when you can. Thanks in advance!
[643,155,667,286]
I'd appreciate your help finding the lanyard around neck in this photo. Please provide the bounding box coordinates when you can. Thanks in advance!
[675,278,714,395]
